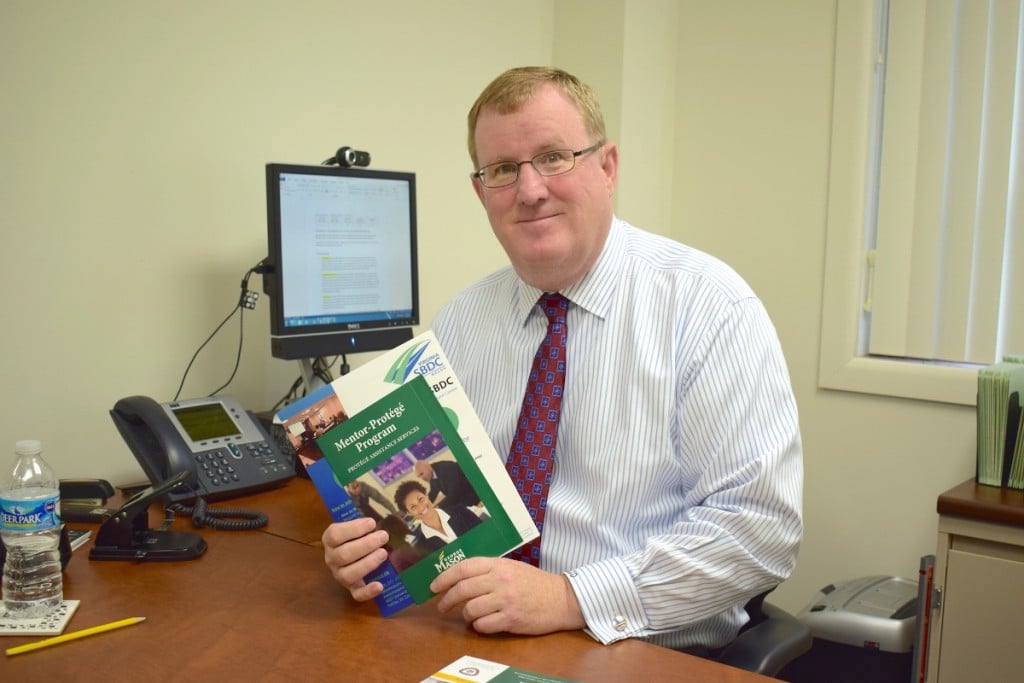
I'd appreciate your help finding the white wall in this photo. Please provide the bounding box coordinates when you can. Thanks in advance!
[0,1,978,616]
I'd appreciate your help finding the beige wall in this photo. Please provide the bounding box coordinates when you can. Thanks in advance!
[1,1,976,616]
[667,1,974,613]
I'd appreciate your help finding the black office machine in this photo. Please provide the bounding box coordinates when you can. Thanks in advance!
[89,470,207,562]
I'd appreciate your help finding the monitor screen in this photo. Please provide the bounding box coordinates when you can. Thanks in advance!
[263,163,419,360]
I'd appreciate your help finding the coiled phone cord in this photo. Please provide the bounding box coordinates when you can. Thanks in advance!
[168,498,268,531]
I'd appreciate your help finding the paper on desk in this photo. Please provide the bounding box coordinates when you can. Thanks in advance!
[421,655,579,683]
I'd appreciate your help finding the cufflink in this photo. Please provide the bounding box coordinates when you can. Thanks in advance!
[613,615,627,632]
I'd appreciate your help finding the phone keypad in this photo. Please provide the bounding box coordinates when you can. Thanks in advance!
[195,451,240,489]
[194,441,291,490]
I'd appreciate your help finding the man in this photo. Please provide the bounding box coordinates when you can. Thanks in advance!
[414,458,480,512]
[344,479,397,524]
[322,66,802,652]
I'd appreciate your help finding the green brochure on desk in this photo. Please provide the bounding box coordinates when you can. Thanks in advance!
[421,655,579,683]
[316,374,529,605]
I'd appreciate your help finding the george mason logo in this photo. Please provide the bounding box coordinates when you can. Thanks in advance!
[433,547,468,573]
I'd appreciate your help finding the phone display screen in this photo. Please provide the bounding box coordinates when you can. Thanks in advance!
[171,402,242,442]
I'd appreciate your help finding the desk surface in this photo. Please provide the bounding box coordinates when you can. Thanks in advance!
[2,479,768,682]
[936,478,1024,527]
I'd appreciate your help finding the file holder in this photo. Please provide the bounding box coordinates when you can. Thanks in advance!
[89,470,207,562]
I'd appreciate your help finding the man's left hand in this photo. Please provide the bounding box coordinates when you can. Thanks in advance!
[430,556,585,635]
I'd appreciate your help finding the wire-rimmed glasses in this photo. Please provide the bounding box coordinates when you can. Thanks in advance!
[472,140,605,188]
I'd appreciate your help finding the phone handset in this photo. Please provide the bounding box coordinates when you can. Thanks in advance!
[110,395,196,485]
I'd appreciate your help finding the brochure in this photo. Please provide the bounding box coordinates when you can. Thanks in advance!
[274,330,538,616]
[421,655,579,683]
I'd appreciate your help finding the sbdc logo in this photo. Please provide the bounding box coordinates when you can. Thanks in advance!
[413,355,445,375]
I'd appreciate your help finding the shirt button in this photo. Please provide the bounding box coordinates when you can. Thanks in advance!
[613,616,627,632]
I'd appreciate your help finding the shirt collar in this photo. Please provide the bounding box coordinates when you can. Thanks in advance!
[419,507,453,540]
[513,216,623,325]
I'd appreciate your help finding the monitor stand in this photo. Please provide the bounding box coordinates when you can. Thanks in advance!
[298,358,329,396]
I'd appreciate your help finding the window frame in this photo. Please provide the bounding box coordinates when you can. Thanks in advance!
[818,0,978,406]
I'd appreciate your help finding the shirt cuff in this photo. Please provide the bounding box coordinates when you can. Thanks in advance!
[564,557,647,645]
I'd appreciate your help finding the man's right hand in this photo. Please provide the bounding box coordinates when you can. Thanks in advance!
[322,517,390,601]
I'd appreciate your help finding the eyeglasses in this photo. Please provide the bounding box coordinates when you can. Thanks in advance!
[472,140,606,188]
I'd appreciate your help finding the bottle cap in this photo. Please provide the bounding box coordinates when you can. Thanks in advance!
[15,439,42,455]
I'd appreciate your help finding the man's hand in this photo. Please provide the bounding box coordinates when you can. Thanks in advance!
[322,517,390,602]
[430,556,585,635]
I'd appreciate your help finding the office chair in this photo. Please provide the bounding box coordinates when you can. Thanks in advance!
[710,588,813,677]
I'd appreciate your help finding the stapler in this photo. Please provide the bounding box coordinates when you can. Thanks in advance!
[60,478,117,523]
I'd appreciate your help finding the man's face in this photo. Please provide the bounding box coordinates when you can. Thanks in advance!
[414,461,431,481]
[471,84,618,292]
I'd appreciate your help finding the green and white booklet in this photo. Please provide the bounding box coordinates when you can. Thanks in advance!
[274,330,538,615]
[422,655,579,683]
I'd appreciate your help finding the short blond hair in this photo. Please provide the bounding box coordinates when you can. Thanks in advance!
[467,66,607,167]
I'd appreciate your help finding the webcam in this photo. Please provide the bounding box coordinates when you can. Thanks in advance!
[334,146,371,168]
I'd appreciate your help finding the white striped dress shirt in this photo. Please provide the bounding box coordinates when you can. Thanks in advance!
[432,217,803,650]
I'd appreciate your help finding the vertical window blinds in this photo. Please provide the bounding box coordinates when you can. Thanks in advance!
[869,0,1023,365]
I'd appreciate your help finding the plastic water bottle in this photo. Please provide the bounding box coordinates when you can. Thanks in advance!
[0,440,63,618]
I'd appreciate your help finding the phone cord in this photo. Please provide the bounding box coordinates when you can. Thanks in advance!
[170,498,269,531]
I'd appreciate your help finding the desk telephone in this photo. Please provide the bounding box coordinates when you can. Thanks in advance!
[110,394,294,504]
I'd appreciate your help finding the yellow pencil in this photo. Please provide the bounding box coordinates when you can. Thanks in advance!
[5,616,146,656]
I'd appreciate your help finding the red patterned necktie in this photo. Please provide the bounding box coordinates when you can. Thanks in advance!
[505,292,568,566]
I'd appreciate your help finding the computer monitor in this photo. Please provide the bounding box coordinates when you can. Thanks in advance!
[263,163,419,363]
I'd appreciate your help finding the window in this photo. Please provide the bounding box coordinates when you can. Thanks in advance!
[820,0,1023,405]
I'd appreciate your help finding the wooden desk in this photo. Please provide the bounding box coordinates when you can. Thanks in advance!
[3,479,769,682]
